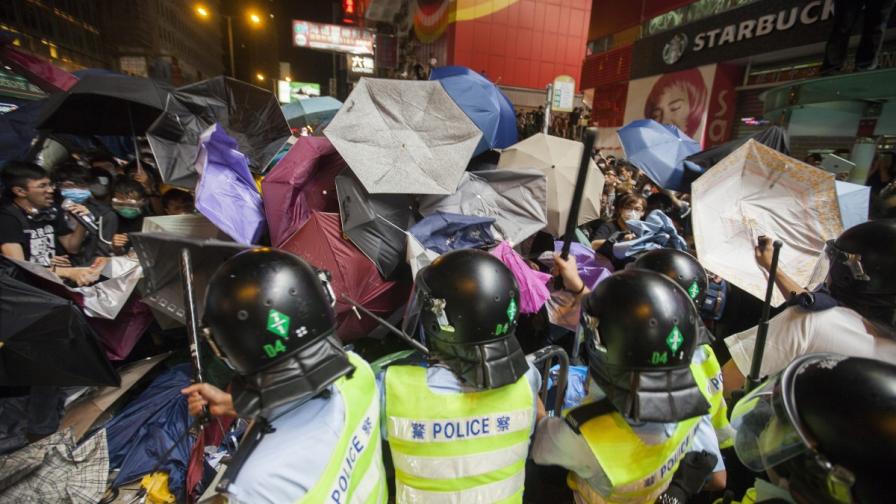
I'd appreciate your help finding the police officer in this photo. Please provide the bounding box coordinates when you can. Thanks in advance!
[532,269,725,503]
[181,248,386,503]
[380,249,543,503]
[728,353,896,503]
[722,219,896,392]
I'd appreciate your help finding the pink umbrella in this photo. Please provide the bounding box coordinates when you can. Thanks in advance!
[490,241,551,314]
[0,43,78,93]
[280,212,410,342]
[262,137,345,247]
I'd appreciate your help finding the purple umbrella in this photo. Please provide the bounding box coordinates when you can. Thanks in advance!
[538,241,613,289]
[490,241,550,314]
[195,124,266,244]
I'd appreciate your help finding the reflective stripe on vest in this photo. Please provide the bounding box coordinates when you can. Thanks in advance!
[566,409,701,504]
[299,352,386,504]
[690,345,735,449]
[384,364,534,504]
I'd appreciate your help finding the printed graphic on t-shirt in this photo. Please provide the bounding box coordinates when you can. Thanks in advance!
[25,224,56,266]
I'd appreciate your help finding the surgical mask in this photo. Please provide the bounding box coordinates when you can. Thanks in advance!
[115,206,142,219]
[60,188,92,204]
[621,209,642,222]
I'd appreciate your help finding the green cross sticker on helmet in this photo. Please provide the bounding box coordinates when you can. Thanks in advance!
[506,298,518,322]
[666,325,684,352]
[687,280,700,299]
[266,309,291,339]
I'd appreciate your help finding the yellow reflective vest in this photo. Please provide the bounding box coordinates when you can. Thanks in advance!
[384,364,535,503]
[691,344,735,449]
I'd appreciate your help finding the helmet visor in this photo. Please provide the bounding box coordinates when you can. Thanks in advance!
[730,376,808,472]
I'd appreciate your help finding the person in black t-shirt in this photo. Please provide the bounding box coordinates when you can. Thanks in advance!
[51,162,119,266]
[0,161,96,286]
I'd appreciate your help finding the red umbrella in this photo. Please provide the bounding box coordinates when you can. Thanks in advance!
[262,137,346,247]
[280,212,410,342]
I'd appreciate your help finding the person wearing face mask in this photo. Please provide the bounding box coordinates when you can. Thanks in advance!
[109,178,147,252]
[88,166,113,203]
[591,193,646,250]
[51,162,118,265]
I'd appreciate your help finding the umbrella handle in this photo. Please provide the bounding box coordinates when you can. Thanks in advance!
[341,294,430,355]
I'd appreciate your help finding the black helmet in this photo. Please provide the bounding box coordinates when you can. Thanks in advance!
[204,248,353,418]
[632,249,707,307]
[731,354,896,504]
[826,219,896,329]
[408,249,528,389]
[581,270,709,422]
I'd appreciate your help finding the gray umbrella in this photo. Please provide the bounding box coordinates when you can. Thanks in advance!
[418,168,547,246]
[324,78,482,195]
[335,169,415,278]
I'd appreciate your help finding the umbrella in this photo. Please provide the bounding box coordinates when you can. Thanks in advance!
[142,214,228,240]
[281,96,343,130]
[335,169,415,278]
[0,274,119,387]
[409,211,496,254]
[147,77,291,187]
[194,124,266,245]
[130,232,248,325]
[498,133,604,236]
[692,140,843,307]
[617,119,701,192]
[538,241,613,289]
[418,168,547,246]
[37,73,170,135]
[324,77,482,195]
[280,212,410,342]
[262,136,345,247]
[0,429,108,502]
[86,297,155,361]
[611,210,688,259]
[490,241,551,314]
[0,36,77,93]
[684,126,790,172]
[406,233,439,278]
[430,66,517,155]
[835,180,870,230]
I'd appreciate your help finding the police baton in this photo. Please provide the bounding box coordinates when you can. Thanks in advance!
[179,247,211,426]
[555,127,597,290]
[744,238,783,393]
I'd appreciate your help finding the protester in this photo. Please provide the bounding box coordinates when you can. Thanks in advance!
[51,161,118,266]
[87,151,121,176]
[109,177,147,251]
[88,166,114,203]
[123,161,163,215]
[161,188,195,215]
[590,192,646,249]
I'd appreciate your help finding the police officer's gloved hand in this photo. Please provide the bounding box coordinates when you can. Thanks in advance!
[654,450,718,504]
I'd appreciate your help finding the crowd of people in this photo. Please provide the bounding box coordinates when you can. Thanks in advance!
[516,106,590,140]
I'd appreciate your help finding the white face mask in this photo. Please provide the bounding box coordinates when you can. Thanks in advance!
[621,209,642,222]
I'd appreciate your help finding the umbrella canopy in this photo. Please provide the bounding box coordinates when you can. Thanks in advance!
[262,136,345,247]
[281,96,343,130]
[835,180,870,230]
[498,133,604,236]
[685,126,790,172]
[406,233,439,279]
[130,232,248,325]
[280,212,410,342]
[617,119,701,191]
[430,66,517,155]
[692,140,843,306]
[409,211,496,254]
[141,214,228,239]
[0,274,119,387]
[324,77,482,195]
[418,168,547,246]
[335,169,415,278]
[490,241,551,314]
[194,124,266,244]
[147,76,290,187]
[538,241,614,289]
[37,73,170,135]
[0,37,77,93]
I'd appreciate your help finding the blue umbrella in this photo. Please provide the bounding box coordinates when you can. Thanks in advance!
[430,66,517,156]
[617,119,701,192]
[281,96,343,130]
[409,211,496,254]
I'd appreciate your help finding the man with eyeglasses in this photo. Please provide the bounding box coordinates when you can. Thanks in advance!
[0,161,97,286]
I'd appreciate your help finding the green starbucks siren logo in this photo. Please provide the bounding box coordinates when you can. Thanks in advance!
[666,325,684,352]
[266,309,291,338]
[687,281,700,299]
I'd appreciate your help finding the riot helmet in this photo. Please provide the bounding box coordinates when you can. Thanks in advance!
[581,269,709,422]
[403,249,528,389]
[204,248,353,418]
[632,249,708,308]
[825,219,896,329]
[731,354,896,504]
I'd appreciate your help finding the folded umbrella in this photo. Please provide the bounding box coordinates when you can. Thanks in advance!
[335,169,415,278]
[148,76,291,187]
[0,274,119,387]
[430,66,517,155]
[281,96,343,130]
[194,124,267,244]
[611,210,688,258]
[280,212,410,342]
[498,133,604,236]
[490,241,551,314]
[262,136,345,247]
[142,214,228,240]
[835,180,870,230]
[692,140,843,306]
[617,119,701,192]
[409,211,496,254]
[324,77,482,195]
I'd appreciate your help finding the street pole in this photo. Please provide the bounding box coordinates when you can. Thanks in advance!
[543,83,553,135]
[226,15,235,78]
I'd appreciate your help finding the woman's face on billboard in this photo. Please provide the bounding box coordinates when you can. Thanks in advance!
[649,84,689,133]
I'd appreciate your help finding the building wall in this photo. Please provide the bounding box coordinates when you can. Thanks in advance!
[0,0,105,70]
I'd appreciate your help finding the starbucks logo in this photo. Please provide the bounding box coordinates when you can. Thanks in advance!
[663,33,688,65]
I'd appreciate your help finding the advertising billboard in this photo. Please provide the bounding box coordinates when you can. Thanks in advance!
[277,80,322,104]
[292,20,374,55]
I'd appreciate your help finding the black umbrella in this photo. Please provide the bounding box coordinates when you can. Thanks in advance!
[130,232,248,325]
[0,274,119,387]
[684,126,791,171]
[37,73,171,135]
[147,76,291,187]
[335,169,415,279]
